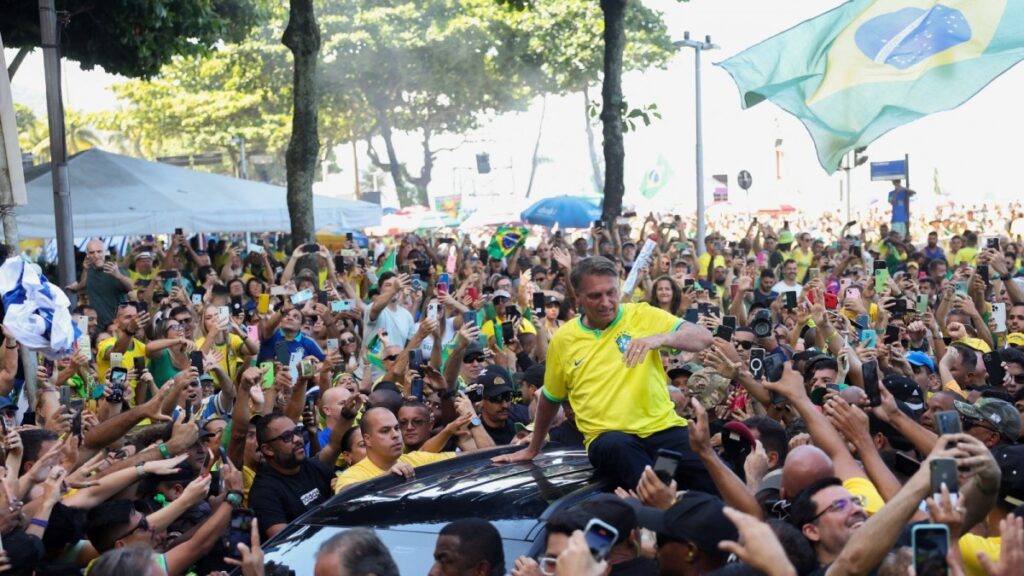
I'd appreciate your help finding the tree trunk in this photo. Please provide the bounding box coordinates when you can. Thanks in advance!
[525,95,546,199]
[582,87,604,194]
[403,128,433,207]
[372,103,415,207]
[282,0,320,247]
[599,0,626,223]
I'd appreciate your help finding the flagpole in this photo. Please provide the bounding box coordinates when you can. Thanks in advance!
[676,33,718,257]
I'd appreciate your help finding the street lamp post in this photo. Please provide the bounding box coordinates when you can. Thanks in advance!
[675,32,718,256]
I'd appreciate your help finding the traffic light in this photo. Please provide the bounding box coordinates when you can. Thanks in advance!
[475,153,491,174]
[853,147,868,167]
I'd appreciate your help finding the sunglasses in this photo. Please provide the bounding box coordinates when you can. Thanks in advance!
[264,426,305,446]
[383,354,399,363]
[464,355,486,364]
[114,516,151,541]
[1012,373,1024,385]
[963,417,998,433]
[735,340,754,350]
[340,337,356,345]
[485,392,513,403]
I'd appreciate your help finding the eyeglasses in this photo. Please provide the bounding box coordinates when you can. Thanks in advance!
[176,317,193,325]
[1012,373,1024,384]
[735,340,754,350]
[464,355,486,364]
[399,418,428,428]
[810,495,866,523]
[166,324,184,332]
[340,337,356,345]
[486,392,513,403]
[264,426,305,446]
[114,516,152,541]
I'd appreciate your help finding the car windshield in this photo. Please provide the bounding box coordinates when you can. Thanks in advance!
[263,525,534,574]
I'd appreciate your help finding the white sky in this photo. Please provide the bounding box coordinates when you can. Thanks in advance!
[7,0,1024,217]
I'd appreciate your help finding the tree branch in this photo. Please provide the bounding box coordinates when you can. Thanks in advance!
[7,47,32,81]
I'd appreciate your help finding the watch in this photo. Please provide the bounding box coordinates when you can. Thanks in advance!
[469,416,481,428]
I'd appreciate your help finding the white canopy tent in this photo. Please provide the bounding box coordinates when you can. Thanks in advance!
[17,149,381,238]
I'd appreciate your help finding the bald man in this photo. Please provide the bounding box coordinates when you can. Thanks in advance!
[67,239,133,329]
[780,445,836,501]
[333,407,454,493]
[316,386,354,450]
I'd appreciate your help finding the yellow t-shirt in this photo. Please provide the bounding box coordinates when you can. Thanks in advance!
[195,333,248,389]
[96,337,148,387]
[955,247,979,266]
[333,451,454,493]
[128,268,160,285]
[697,254,726,278]
[480,317,537,337]
[543,303,686,448]
[959,534,999,576]
[842,476,885,516]
[792,247,814,281]
[242,465,256,506]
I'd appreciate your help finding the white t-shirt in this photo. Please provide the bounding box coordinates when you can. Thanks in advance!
[367,305,415,348]
[770,281,803,296]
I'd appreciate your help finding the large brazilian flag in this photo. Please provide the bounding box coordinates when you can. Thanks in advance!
[719,0,1024,173]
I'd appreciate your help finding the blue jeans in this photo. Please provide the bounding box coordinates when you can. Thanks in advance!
[587,426,718,494]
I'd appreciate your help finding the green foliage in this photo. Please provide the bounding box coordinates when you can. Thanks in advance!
[0,0,263,79]
[14,107,103,162]
[95,0,675,204]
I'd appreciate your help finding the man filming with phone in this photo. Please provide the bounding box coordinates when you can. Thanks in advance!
[494,256,717,492]
[66,239,134,330]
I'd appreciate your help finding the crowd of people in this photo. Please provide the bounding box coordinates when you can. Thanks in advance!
[0,195,1022,576]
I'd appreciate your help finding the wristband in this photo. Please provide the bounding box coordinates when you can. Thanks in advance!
[29,518,48,529]
[136,463,146,478]
[158,442,172,459]
[226,491,243,509]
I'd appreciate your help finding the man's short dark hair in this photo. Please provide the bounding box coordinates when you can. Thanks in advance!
[744,416,788,468]
[544,508,589,538]
[367,388,403,416]
[169,305,191,319]
[769,519,818,574]
[20,429,59,470]
[804,357,838,382]
[570,256,619,293]
[317,528,399,576]
[788,477,843,529]
[438,518,504,576]
[1001,347,1024,370]
[85,500,136,553]
[256,412,289,445]
[951,343,978,372]
[377,271,397,287]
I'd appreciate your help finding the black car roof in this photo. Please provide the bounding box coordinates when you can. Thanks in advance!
[299,447,603,540]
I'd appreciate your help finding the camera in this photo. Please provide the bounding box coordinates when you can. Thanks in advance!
[750,308,773,338]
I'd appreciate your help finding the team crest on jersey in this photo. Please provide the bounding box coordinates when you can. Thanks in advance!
[615,333,631,353]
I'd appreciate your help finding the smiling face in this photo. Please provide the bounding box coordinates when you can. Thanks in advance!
[803,486,866,560]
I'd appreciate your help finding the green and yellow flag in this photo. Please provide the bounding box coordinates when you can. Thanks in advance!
[487,226,528,260]
[640,155,673,199]
[378,250,397,275]
[720,1,1024,172]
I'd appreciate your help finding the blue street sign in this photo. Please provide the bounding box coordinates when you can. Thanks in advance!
[869,160,908,181]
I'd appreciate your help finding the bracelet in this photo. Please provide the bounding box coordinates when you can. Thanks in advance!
[226,491,243,509]
[29,518,48,529]
[5,343,16,349]
[136,463,146,478]
[158,442,172,459]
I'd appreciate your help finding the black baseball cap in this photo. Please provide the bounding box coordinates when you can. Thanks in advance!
[630,491,737,556]
[476,365,514,397]
[520,363,545,388]
[462,345,486,362]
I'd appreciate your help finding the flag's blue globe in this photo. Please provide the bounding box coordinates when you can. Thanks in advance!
[855,5,971,70]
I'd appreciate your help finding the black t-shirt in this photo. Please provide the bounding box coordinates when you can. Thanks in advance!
[249,458,334,539]
[549,421,585,448]
[610,557,658,575]
[483,419,518,446]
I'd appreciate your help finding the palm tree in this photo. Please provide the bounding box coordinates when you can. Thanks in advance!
[23,109,104,162]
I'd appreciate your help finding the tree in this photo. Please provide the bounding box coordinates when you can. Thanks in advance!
[1,0,262,80]
[320,0,537,207]
[499,0,681,221]
[15,105,102,162]
[283,0,321,245]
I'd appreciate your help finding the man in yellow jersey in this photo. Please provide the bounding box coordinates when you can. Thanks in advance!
[494,256,716,491]
[334,407,454,493]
